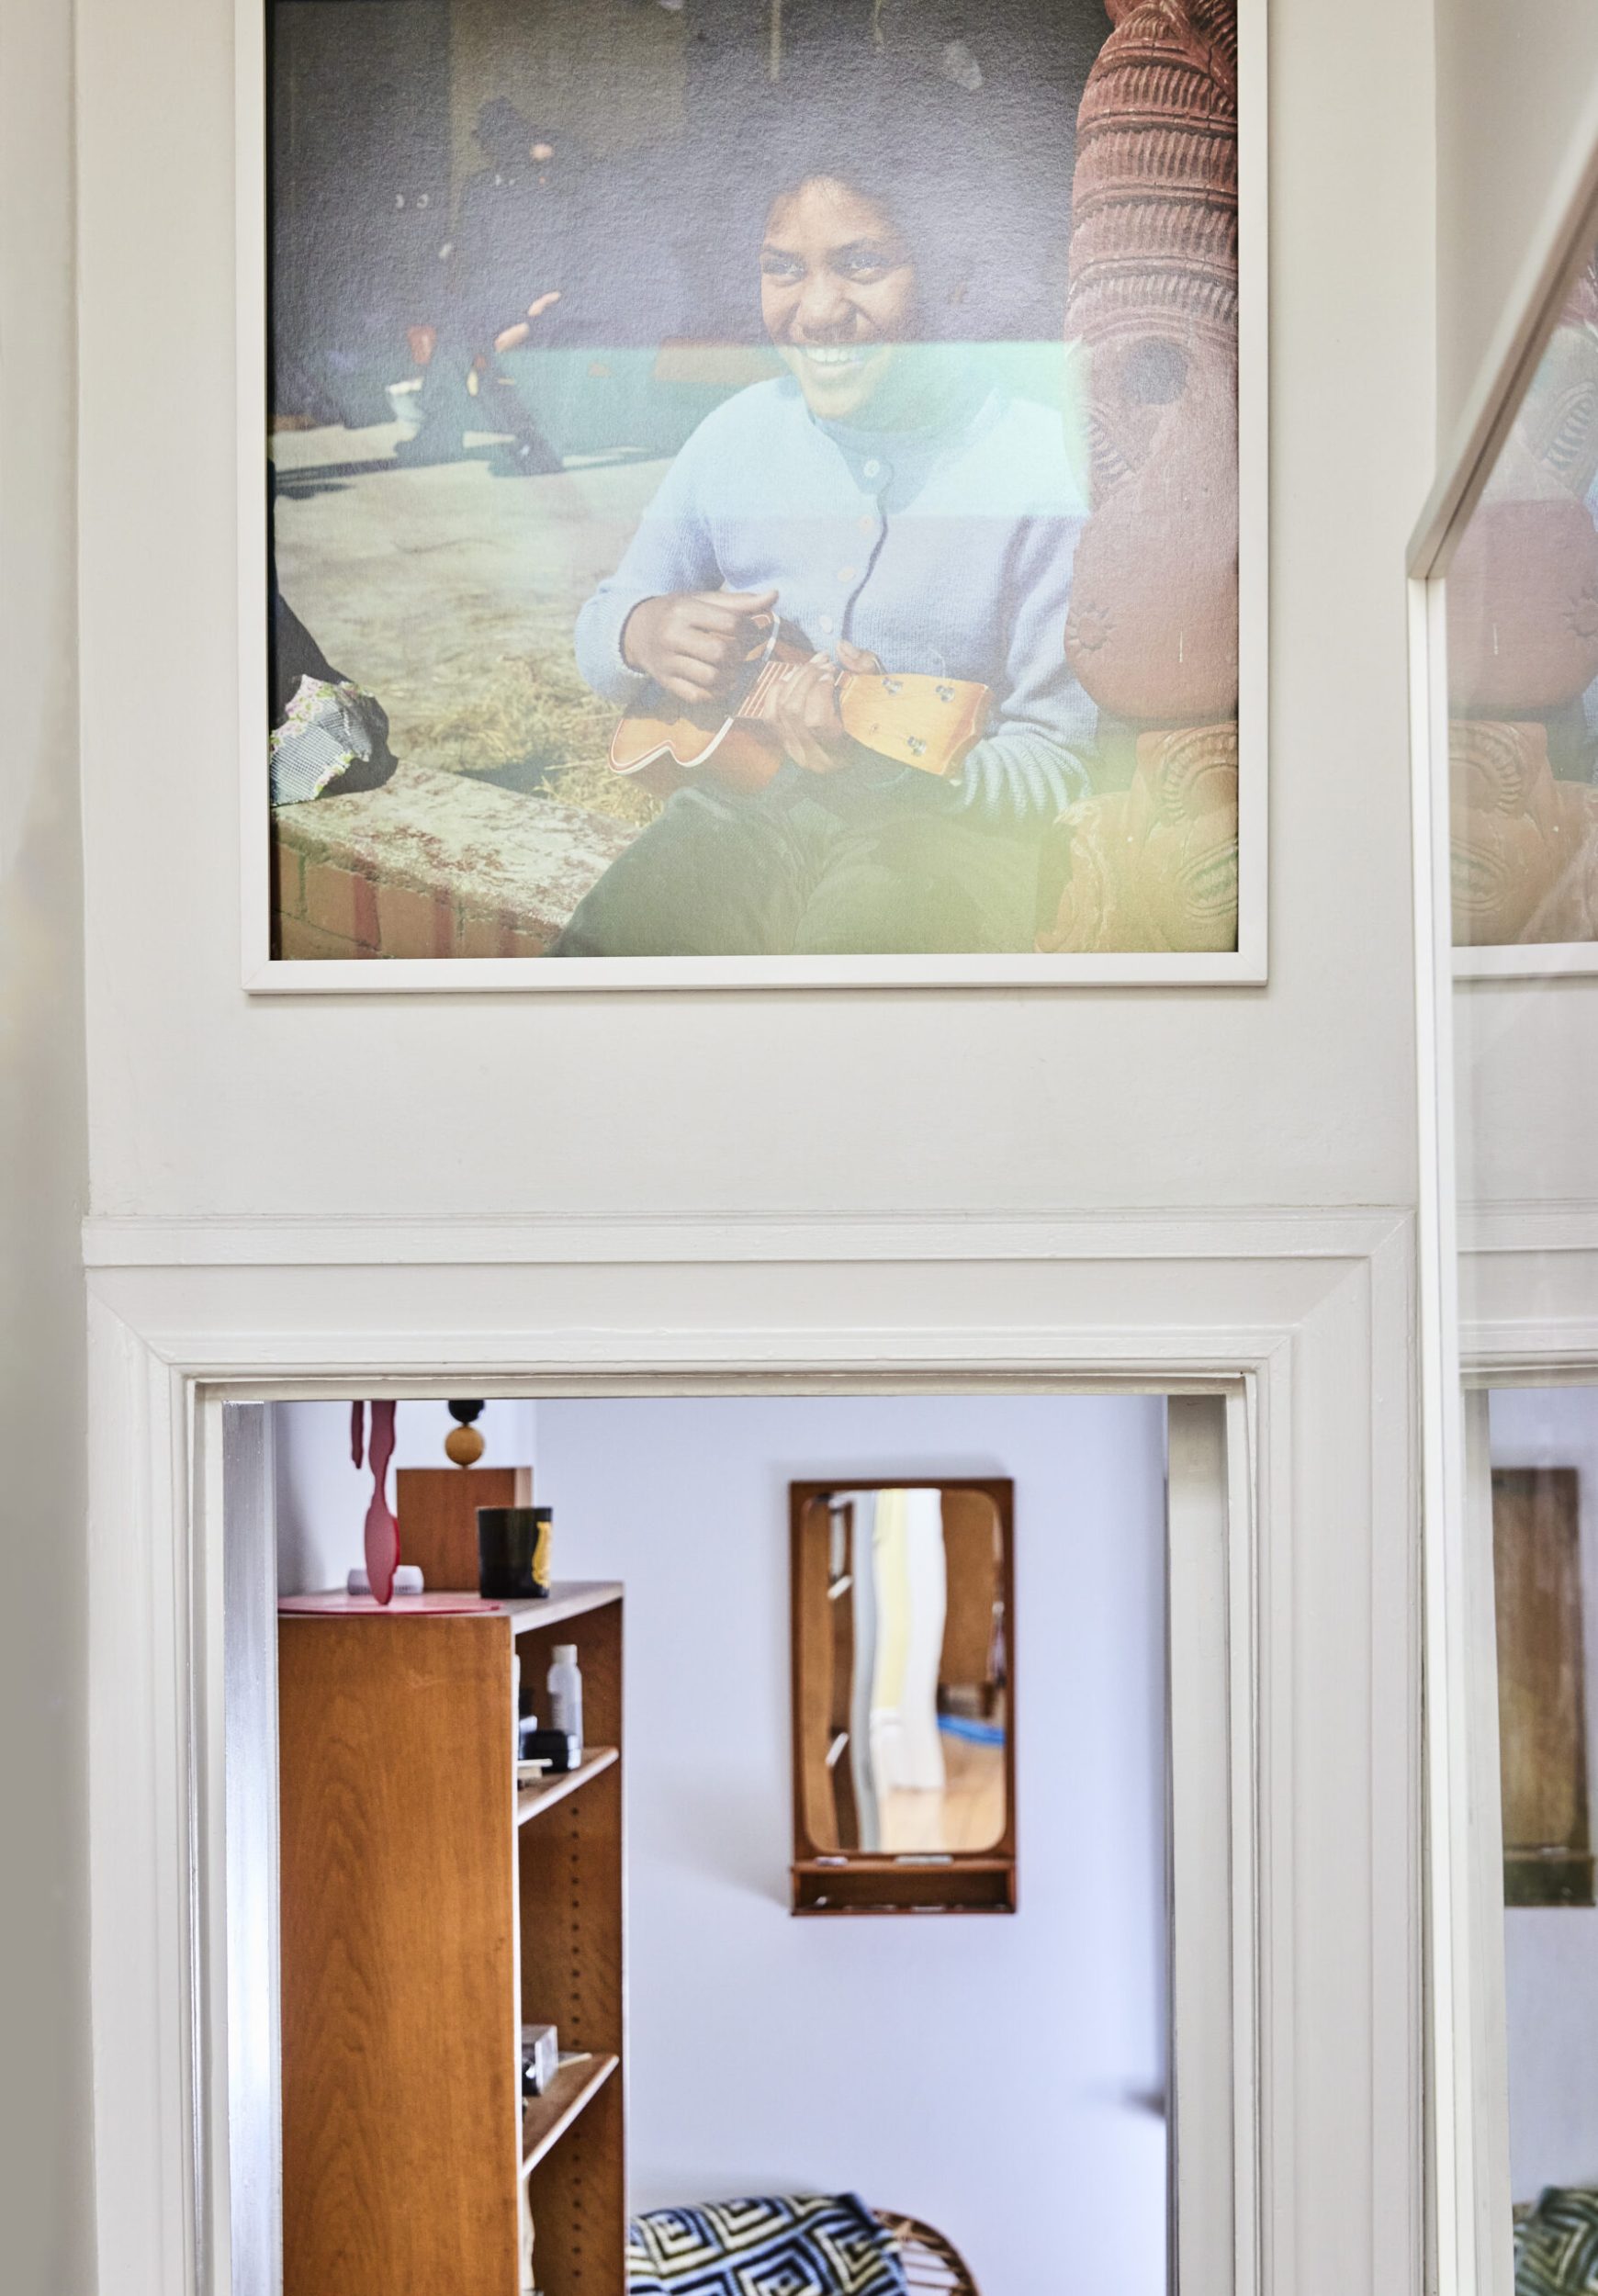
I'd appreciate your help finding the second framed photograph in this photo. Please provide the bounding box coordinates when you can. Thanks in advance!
[1444,227,1598,980]
[249,0,1264,989]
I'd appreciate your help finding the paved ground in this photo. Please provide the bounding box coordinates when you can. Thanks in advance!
[273,421,665,824]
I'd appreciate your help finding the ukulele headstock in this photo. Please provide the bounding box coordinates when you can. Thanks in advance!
[838,670,990,778]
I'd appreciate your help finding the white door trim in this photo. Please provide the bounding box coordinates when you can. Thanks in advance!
[1168,1393,1261,2296]
[84,1211,1417,2296]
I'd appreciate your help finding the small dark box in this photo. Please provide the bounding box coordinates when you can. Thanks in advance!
[521,1728,580,1774]
[477,1504,552,1600]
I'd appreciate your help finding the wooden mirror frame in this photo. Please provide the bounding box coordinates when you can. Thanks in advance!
[789,1478,1017,1916]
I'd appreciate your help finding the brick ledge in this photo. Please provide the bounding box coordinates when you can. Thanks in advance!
[272,763,635,960]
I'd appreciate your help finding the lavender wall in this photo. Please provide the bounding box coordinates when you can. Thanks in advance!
[274,1390,1169,2291]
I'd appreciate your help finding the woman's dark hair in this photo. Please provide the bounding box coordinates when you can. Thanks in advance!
[736,71,1059,343]
[667,58,1068,345]
[748,81,972,332]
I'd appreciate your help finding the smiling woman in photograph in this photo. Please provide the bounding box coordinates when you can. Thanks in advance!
[557,103,1094,958]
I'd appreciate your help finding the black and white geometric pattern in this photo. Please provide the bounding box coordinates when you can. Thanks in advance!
[627,2192,908,2294]
[1516,2189,1598,2295]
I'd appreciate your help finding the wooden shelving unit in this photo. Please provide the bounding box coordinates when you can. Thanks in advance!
[278,1580,625,2296]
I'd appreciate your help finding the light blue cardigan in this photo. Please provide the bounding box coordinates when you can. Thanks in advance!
[574,362,1096,833]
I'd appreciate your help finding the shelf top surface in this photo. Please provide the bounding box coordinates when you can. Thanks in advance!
[516,1745,619,1823]
[521,2052,620,2178]
[278,1581,623,1629]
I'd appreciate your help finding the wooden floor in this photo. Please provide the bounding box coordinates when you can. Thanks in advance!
[880,1735,1006,1854]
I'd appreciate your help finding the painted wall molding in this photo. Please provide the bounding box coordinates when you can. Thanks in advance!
[1457,1218,1598,1375]
[82,1203,1409,1271]
[1461,1201,1598,1257]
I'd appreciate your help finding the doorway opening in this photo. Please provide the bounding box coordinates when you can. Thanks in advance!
[1472,1383,1598,2279]
[223,1387,1219,2296]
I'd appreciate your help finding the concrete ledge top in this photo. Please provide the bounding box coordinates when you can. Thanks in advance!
[275,762,635,921]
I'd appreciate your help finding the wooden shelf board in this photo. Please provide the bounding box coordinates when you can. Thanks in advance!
[278,1581,623,1630]
[516,1746,618,1826]
[791,1899,1016,1917]
[520,2052,619,2178]
[505,1582,623,1634]
[793,1853,1014,1873]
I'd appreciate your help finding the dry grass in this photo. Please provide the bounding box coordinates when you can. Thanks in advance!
[403,651,662,829]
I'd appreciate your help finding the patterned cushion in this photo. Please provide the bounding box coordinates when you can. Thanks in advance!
[1516,2189,1598,2294]
[627,2192,908,2295]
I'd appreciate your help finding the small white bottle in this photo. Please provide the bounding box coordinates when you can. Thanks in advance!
[546,1644,583,1750]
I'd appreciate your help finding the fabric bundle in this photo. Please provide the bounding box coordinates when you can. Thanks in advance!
[1515,2189,1598,2294]
[626,2193,907,2295]
[270,675,395,805]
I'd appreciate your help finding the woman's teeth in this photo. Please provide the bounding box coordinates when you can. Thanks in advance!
[801,345,872,366]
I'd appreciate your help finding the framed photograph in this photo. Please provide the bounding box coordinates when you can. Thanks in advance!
[1446,221,1598,981]
[243,0,1266,990]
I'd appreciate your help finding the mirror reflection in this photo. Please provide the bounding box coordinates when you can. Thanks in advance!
[792,1479,1014,1912]
[1484,1391,1598,2287]
[1448,242,1598,949]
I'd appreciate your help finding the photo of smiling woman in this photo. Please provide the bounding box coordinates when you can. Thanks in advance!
[266,1,1241,970]
[557,121,1093,956]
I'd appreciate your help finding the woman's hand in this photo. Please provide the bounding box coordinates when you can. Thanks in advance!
[620,589,778,709]
[771,640,882,775]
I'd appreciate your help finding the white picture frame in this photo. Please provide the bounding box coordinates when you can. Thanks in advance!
[1455,940,1598,979]
[239,0,1269,993]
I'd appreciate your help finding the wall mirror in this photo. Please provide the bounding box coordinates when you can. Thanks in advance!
[790,1478,1016,1914]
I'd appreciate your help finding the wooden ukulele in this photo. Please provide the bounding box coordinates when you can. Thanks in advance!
[609,634,990,798]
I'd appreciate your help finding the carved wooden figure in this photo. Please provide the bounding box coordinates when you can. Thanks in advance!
[1048,0,1241,952]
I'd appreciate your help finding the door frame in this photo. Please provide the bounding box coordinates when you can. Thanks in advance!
[83,1207,1416,2296]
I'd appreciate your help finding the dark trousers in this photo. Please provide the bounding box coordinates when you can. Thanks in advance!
[408,322,558,466]
[551,786,1041,957]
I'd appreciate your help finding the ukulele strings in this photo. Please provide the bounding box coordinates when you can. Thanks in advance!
[737,657,850,723]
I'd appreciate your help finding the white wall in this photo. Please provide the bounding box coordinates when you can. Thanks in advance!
[274,1390,1170,2293]
[274,1397,537,1592]
[1491,1388,1598,2204]
[68,0,1443,2282]
[73,0,1432,1238]
[0,2,95,2288]
[1435,0,1598,441]
[1455,985,1593,1211]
